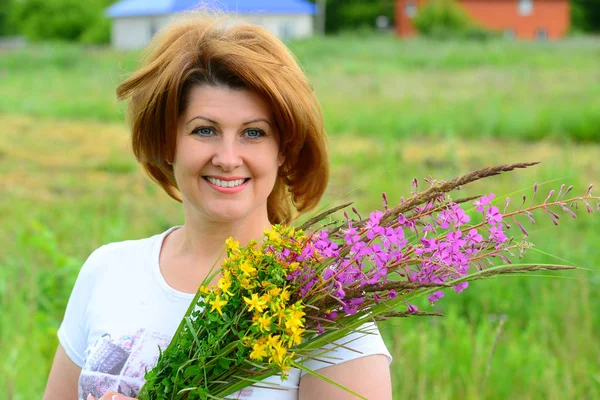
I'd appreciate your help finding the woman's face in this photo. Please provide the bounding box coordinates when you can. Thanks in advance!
[173,85,284,224]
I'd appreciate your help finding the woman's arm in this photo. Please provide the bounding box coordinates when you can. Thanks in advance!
[43,344,82,400]
[298,354,392,400]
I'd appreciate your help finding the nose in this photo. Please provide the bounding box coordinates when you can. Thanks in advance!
[211,136,243,172]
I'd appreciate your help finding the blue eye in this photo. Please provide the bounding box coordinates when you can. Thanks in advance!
[245,129,265,139]
[192,127,214,137]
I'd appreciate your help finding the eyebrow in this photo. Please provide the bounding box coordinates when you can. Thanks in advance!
[186,116,273,128]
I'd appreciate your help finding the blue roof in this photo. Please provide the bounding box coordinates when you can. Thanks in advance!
[106,0,316,18]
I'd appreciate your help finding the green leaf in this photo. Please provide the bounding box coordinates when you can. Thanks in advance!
[184,365,201,378]
[218,358,230,369]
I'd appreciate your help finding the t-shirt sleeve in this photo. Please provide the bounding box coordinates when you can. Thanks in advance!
[299,322,392,376]
[57,245,106,368]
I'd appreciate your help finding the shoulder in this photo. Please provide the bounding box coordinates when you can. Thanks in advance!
[79,228,174,277]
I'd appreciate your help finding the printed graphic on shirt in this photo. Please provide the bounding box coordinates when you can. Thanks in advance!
[77,329,257,399]
[78,329,170,399]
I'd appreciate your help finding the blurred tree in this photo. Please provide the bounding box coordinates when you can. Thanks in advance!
[309,0,395,33]
[412,0,495,40]
[13,0,112,43]
[0,0,17,36]
[571,0,600,32]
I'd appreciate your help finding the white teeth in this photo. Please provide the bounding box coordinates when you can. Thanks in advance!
[206,177,246,188]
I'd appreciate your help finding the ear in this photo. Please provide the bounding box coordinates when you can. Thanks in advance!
[278,152,286,167]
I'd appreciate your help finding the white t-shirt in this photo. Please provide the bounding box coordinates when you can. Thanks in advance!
[58,227,391,399]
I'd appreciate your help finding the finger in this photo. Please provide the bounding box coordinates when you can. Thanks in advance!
[96,391,117,400]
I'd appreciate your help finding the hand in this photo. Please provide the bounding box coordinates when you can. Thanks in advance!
[87,392,136,400]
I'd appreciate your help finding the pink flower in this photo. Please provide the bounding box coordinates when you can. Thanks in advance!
[474,193,495,212]
[486,206,503,224]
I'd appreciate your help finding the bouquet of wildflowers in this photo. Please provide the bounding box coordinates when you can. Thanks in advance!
[138,162,599,400]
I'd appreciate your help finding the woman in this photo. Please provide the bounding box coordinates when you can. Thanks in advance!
[43,14,392,400]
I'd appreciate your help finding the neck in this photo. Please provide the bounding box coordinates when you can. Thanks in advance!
[173,210,272,268]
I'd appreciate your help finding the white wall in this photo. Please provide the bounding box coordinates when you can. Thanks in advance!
[244,14,314,40]
[111,15,176,50]
[111,13,313,50]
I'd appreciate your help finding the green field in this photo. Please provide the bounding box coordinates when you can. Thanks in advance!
[1,35,600,399]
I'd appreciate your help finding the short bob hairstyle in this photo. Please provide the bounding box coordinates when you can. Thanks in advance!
[116,14,329,224]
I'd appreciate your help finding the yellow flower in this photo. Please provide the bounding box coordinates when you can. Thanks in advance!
[251,247,264,259]
[209,295,228,315]
[265,228,280,241]
[267,334,281,348]
[285,316,303,331]
[270,341,287,365]
[288,262,300,271]
[287,327,304,346]
[218,273,233,296]
[226,237,239,248]
[276,309,287,325]
[285,308,305,331]
[256,314,272,332]
[280,289,290,303]
[244,293,266,313]
[268,287,282,296]
[239,277,255,289]
[199,285,210,295]
[250,342,268,361]
[240,260,257,276]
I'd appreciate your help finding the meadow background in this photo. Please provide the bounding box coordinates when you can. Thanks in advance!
[2,21,600,400]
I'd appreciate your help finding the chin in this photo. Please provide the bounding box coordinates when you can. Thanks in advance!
[204,205,254,224]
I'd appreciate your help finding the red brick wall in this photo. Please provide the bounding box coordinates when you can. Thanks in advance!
[396,0,570,39]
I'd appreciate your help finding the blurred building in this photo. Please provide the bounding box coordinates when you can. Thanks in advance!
[106,0,316,50]
[396,0,570,40]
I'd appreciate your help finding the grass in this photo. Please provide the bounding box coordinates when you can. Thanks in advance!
[1,35,600,399]
[1,35,600,141]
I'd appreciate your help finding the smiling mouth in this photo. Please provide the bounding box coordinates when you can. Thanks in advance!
[203,177,250,188]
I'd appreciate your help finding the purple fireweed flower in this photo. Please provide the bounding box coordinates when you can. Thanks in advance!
[368,267,388,285]
[350,240,366,255]
[388,290,397,299]
[323,267,336,281]
[407,304,418,314]
[344,226,361,245]
[453,206,471,226]
[446,230,465,248]
[415,237,438,256]
[428,291,445,304]
[374,293,381,304]
[326,311,338,321]
[489,224,507,245]
[453,281,469,293]
[367,225,384,240]
[466,228,483,244]
[397,214,415,229]
[317,323,325,334]
[300,279,316,297]
[297,242,317,262]
[422,223,435,234]
[367,210,383,228]
[314,230,340,258]
[371,243,391,266]
[486,206,503,225]
[437,212,451,229]
[438,204,471,229]
[343,298,364,315]
[334,286,345,299]
[474,193,495,212]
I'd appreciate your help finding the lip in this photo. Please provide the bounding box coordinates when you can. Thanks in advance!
[204,176,248,181]
[203,176,250,194]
